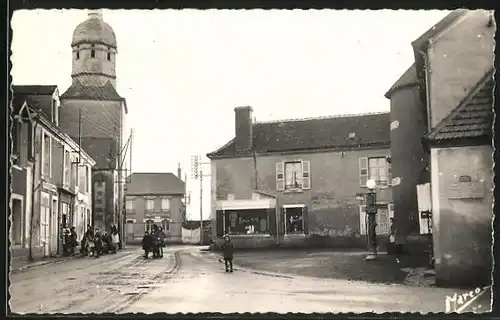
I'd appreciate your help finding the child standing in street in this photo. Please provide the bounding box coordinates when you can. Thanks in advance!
[221,234,234,273]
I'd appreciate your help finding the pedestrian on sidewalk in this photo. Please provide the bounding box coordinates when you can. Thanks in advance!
[142,231,153,259]
[61,225,71,256]
[69,227,78,256]
[111,227,120,254]
[221,234,234,272]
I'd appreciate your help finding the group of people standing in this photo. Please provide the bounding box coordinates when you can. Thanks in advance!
[142,224,166,259]
[61,226,78,256]
[80,224,121,258]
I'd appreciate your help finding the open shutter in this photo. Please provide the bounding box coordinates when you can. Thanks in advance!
[359,157,368,187]
[302,206,309,234]
[301,160,311,190]
[276,162,285,191]
[388,203,394,219]
[216,210,224,237]
[387,161,392,186]
[359,205,367,235]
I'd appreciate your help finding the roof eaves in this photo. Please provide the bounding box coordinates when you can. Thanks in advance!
[206,138,235,159]
[425,69,494,141]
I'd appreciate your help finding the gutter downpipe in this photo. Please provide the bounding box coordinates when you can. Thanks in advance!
[28,118,39,261]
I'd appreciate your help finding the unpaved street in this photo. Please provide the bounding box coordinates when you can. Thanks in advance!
[10,246,467,314]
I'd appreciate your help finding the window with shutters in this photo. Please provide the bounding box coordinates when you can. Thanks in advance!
[63,150,71,187]
[359,156,390,187]
[359,204,392,236]
[276,160,311,191]
[42,133,51,177]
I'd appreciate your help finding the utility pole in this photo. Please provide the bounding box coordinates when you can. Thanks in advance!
[191,155,210,245]
[117,128,133,249]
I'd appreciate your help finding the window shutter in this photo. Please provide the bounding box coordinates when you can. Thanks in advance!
[388,203,394,219]
[387,161,392,186]
[216,210,224,237]
[276,162,285,191]
[359,205,367,235]
[359,157,368,187]
[302,206,309,234]
[301,160,311,190]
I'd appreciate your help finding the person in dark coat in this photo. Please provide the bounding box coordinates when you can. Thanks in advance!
[157,226,166,258]
[221,234,234,272]
[69,227,78,255]
[142,231,153,259]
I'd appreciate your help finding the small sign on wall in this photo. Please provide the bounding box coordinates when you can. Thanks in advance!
[448,175,485,199]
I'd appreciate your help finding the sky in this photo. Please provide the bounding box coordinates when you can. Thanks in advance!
[11,9,450,220]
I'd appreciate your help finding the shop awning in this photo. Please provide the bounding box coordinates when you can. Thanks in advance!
[216,198,276,211]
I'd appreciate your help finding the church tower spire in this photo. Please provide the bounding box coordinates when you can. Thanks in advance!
[71,9,117,87]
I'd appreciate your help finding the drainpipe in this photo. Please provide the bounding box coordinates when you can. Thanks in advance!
[28,120,39,261]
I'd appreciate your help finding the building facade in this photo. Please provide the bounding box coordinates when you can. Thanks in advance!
[124,173,185,244]
[58,10,128,238]
[207,106,394,249]
[11,85,96,260]
[386,9,494,287]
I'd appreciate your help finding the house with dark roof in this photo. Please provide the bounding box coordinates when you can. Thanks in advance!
[385,9,494,288]
[125,172,186,244]
[206,106,393,249]
[11,86,96,262]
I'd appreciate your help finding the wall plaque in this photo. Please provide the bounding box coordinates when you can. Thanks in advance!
[448,179,485,200]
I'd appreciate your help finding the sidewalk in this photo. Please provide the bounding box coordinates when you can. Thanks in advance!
[10,247,137,274]
[225,249,435,287]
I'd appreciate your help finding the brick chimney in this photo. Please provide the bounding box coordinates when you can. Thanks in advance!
[234,106,253,153]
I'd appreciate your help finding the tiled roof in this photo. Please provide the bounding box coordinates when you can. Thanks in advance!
[12,86,57,120]
[79,137,117,169]
[126,173,185,196]
[61,80,122,101]
[425,72,493,142]
[207,112,391,158]
[12,85,57,96]
[385,63,418,98]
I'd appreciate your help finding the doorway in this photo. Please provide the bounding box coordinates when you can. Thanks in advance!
[40,193,50,257]
[50,198,58,255]
[11,197,23,246]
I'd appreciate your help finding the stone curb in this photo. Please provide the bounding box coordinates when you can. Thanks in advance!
[10,248,138,274]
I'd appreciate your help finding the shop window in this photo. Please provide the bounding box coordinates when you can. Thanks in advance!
[225,209,268,235]
[284,207,304,234]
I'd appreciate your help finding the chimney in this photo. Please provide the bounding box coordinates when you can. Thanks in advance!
[234,106,253,153]
[177,163,182,179]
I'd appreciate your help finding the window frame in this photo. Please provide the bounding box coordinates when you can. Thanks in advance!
[125,199,135,211]
[359,156,391,188]
[276,160,311,191]
[284,206,305,235]
[41,132,51,178]
[225,209,269,235]
[161,198,170,211]
[145,199,155,211]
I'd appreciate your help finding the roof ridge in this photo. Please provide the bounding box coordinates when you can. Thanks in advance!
[426,69,494,140]
[255,111,389,124]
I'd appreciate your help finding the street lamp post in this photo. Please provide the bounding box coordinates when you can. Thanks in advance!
[365,179,378,261]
